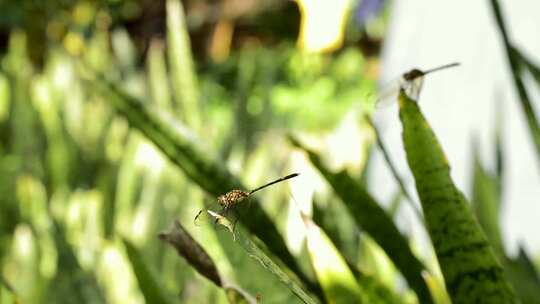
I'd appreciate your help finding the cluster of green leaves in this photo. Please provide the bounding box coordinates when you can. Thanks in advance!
[2,0,540,303]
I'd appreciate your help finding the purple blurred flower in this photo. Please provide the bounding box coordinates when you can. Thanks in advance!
[355,0,385,27]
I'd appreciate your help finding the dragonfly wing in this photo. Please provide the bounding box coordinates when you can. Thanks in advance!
[207,210,236,235]
[402,77,425,101]
[194,208,237,235]
[375,77,401,108]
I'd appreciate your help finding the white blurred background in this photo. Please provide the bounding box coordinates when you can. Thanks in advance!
[372,0,540,255]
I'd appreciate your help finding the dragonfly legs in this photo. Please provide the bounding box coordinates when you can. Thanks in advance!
[219,206,240,237]
[193,207,239,241]
[194,209,204,226]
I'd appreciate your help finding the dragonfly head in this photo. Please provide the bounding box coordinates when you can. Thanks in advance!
[403,69,425,82]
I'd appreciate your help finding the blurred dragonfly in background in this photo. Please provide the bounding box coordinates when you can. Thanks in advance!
[374,62,460,107]
[194,173,300,237]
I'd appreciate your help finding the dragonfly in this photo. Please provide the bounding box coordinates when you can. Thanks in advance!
[194,173,300,236]
[375,62,460,107]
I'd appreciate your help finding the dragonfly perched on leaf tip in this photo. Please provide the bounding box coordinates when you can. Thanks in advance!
[374,62,460,108]
[194,173,300,235]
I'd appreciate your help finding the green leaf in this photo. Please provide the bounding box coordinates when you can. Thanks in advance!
[229,223,319,304]
[302,215,365,303]
[489,0,540,168]
[123,239,172,304]
[47,221,106,304]
[147,39,173,110]
[225,287,251,304]
[471,148,504,255]
[503,248,540,304]
[514,46,540,88]
[386,190,403,218]
[0,72,10,123]
[312,205,403,303]
[354,273,403,304]
[422,272,451,304]
[166,0,202,130]
[366,115,422,220]
[312,196,359,265]
[1,275,19,304]
[398,89,518,303]
[289,136,433,303]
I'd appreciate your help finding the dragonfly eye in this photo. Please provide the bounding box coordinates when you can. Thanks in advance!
[403,69,424,81]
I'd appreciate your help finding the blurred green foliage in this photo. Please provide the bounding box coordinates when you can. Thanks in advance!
[0,1,374,302]
[1,0,539,303]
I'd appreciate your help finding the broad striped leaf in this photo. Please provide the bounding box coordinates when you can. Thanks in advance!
[398,89,518,303]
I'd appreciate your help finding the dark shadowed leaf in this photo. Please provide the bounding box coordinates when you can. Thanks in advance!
[503,248,540,304]
[158,220,222,287]
[46,221,106,304]
[513,47,540,89]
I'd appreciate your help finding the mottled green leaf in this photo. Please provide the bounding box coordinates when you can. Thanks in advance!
[398,89,518,303]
